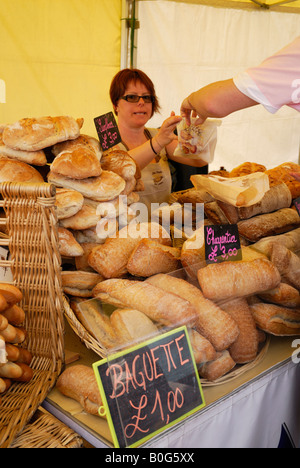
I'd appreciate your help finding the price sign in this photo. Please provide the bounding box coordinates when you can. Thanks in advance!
[94,112,122,151]
[93,326,205,448]
[294,197,300,216]
[205,224,242,264]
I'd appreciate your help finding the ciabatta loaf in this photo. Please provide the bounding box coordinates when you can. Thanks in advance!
[2,116,83,151]
[57,365,103,416]
[92,278,198,327]
[145,274,239,352]
[197,258,281,302]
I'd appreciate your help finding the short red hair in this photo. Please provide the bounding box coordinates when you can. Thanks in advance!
[110,68,160,117]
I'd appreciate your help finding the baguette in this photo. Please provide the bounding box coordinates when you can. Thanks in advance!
[2,116,83,151]
[197,258,281,302]
[198,350,236,381]
[238,208,300,243]
[270,242,300,290]
[250,302,300,336]
[92,278,198,328]
[220,298,258,363]
[145,274,239,351]
[188,329,216,364]
[1,304,25,326]
[56,365,103,416]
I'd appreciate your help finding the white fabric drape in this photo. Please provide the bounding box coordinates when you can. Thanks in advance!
[136,1,300,170]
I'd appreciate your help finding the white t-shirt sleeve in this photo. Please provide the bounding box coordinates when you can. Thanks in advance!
[233,71,278,114]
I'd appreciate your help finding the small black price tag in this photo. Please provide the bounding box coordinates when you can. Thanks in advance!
[294,197,300,216]
[205,224,242,264]
[94,112,122,152]
[93,326,205,448]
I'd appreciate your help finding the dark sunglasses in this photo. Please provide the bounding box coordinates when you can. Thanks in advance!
[120,94,154,104]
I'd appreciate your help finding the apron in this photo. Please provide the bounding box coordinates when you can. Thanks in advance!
[117,128,172,217]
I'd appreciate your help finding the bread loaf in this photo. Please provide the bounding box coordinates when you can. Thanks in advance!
[59,203,100,231]
[51,146,102,179]
[70,298,117,349]
[92,278,198,327]
[238,208,300,242]
[250,302,300,336]
[1,304,25,326]
[259,283,300,308]
[0,133,47,166]
[110,308,159,344]
[220,298,258,363]
[75,242,100,272]
[55,188,84,220]
[270,242,300,290]
[145,274,239,352]
[265,162,300,199]
[0,361,23,379]
[52,134,102,161]
[2,116,83,151]
[127,239,181,277]
[229,162,266,178]
[48,170,126,202]
[58,227,84,257]
[0,284,22,307]
[188,329,216,364]
[57,365,103,416]
[0,158,44,184]
[251,228,300,257]
[197,258,281,302]
[101,150,139,180]
[88,222,171,278]
[62,270,104,297]
[198,350,236,381]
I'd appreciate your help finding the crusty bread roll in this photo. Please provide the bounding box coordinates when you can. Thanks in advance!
[70,298,117,349]
[101,150,139,180]
[145,274,239,352]
[127,239,181,277]
[250,302,300,336]
[197,258,281,302]
[238,208,300,243]
[57,365,103,416]
[0,284,22,307]
[0,134,47,166]
[1,304,25,326]
[2,116,83,151]
[92,278,198,328]
[270,242,300,290]
[58,227,84,257]
[259,283,300,308]
[55,188,84,220]
[88,222,172,278]
[0,361,23,379]
[110,308,159,344]
[61,270,103,297]
[47,170,126,202]
[198,350,236,381]
[220,298,258,364]
[51,146,102,179]
[0,158,44,184]
[75,242,100,272]
[0,314,8,331]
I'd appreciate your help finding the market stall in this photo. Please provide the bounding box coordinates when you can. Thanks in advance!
[0,0,300,449]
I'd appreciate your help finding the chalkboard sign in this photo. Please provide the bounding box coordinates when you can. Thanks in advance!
[93,326,205,448]
[205,224,242,264]
[94,112,122,151]
[294,197,300,216]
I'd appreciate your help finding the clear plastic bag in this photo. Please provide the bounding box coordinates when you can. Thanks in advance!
[174,118,221,164]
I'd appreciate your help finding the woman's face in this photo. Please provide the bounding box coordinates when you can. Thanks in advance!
[115,80,153,128]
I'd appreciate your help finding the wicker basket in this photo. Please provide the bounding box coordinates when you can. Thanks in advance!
[0,182,64,448]
[10,410,83,449]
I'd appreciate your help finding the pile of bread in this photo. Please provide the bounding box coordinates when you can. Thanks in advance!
[0,284,33,404]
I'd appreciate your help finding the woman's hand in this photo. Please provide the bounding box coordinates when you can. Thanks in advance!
[153,112,182,150]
